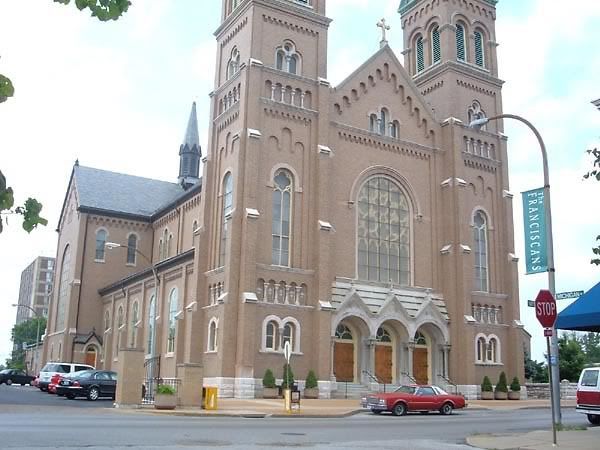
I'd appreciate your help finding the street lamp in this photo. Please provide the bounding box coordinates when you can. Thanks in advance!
[11,303,42,375]
[105,242,160,390]
[470,114,561,427]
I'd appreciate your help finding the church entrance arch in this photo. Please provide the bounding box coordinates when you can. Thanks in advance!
[85,345,98,368]
[413,330,429,385]
[334,323,355,382]
[375,326,394,384]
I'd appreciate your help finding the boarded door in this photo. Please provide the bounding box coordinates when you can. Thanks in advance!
[413,348,428,385]
[334,342,354,382]
[375,345,393,384]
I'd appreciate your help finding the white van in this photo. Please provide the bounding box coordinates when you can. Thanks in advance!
[576,366,600,425]
[38,362,95,391]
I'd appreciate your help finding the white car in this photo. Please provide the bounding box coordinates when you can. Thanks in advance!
[38,362,94,392]
[576,366,600,425]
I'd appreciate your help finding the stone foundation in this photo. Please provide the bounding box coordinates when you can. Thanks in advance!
[525,381,576,400]
[203,377,333,399]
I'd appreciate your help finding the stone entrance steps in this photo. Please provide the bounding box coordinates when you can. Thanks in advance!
[331,383,402,399]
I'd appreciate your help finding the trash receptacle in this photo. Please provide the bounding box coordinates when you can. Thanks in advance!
[202,386,218,410]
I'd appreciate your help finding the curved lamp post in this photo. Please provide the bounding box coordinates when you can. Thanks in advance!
[470,115,561,430]
[11,303,42,375]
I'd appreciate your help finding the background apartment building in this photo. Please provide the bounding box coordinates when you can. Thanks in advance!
[15,256,55,324]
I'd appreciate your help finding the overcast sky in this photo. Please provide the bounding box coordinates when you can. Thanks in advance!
[1,0,599,368]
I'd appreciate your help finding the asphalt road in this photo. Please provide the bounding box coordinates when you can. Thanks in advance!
[0,384,588,450]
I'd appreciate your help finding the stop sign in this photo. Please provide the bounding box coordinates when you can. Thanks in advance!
[535,289,557,328]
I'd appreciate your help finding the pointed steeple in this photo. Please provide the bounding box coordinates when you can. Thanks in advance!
[178,102,201,188]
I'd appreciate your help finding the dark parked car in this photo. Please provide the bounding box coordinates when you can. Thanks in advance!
[55,370,117,401]
[0,369,35,386]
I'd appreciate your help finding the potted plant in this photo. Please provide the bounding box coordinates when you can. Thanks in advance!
[508,376,521,400]
[480,375,494,400]
[494,371,508,400]
[304,370,319,399]
[154,384,177,410]
[262,369,279,399]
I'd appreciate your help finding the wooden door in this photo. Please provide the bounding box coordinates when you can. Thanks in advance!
[375,345,393,384]
[85,348,97,368]
[413,348,428,384]
[334,342,354,382]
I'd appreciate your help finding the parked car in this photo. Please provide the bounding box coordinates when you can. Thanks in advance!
[56,370,117,401]
[38,362,94,392]
[362,385,466,416]
[576,366,600,425]
[0,369,35,386]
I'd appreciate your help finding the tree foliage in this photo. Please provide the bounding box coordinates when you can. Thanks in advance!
[0,170,48,233]
[525,353,548,383]
[53,0,131,22]
[584,148,600,265]
[0,74,14,103]
[558,333,587,382]
[281,363,295,389]
[481,375,493,392]
[8,317,47,370]
[262,368,276,388]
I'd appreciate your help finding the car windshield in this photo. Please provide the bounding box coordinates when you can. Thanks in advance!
[41,364,70,373]
[74,371,94,379]
[394,385,416,394]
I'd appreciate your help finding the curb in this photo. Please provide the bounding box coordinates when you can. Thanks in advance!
[134,409,366,419]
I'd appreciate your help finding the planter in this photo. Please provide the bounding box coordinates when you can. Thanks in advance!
[154,393,177,410]
[262,387,279,399]
[304,388,319,399]
[494,391,508,400]
[508,391,521,400]
[480,391,494,400]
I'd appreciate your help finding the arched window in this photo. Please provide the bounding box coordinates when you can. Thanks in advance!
[219,173,233,267]
[282,322,295,350]
[376,326,392,343]
[369,114,378,133]
[147,295,155,356]
[55,245,71,331]
[162,229,169,260]
[335,324,353,340]
[474,30,485,67]
[275,41,301,75]
[416,36,425,72]
[104,310,110,332]
[116,305,124,356]
[431,26,441,64]
[487,337,498,363]
[265,321,278,350]
[272,170,293,266]
[414,331,427,346]
[357,177,411,284]
[476,336,486,362]
[473,211,489,292]
[168,234,173,258]
[127,234,137,265]
[167,288,178,353]
[379,108,388,135]
[390,120,400,138]
[208,318,218,352]
[130,301,139,347]
[468,101,487,130]
[192,220,198,244]
[456,23,466,62]
[227,47,240,80]
[95,229,107,261]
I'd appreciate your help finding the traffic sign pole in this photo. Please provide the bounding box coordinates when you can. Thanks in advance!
[546,332,557,446]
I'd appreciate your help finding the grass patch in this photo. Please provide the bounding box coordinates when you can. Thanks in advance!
[556,423,587,432]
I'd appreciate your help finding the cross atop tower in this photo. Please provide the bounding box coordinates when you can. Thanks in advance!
[377,18,390,48]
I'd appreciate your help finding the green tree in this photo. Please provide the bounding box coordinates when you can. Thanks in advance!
[524,353,548,383]
[9,317,47,370]
[558,333,586,382]
[0,170,48,233]
[580,332,600,365]
[584,148,600,265]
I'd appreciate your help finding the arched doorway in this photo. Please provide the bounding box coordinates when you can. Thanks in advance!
[375,326,393,384]
[334,324,355,382]
[85,345,98,368]
[413,331,429,384]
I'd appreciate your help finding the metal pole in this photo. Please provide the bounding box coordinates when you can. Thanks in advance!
[35,317,41,375]
[546,335,558,445]
[486,114,561,425]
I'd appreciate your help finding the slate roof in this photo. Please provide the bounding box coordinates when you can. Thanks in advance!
[74,165,187,219]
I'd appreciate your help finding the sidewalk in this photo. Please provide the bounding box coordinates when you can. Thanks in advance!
[467,427,600,450]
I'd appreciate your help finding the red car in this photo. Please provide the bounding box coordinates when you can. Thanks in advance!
[48,373,63,394]
[362,385,466,416]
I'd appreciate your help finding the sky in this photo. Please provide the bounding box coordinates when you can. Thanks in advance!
[0,0,599,368]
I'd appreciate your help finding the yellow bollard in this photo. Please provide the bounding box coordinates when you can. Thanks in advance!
[284,388,292,413]
[203,386,218,410]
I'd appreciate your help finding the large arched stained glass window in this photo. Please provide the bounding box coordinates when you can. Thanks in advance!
[55,245,71,331]
[147,295,155,356]
[219,173,233,267]
[167,288,178,353]
[473,211,489,292]
[357,177,411,285]
[272,170,293,266]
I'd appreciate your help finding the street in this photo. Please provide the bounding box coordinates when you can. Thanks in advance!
[0,385,588,449]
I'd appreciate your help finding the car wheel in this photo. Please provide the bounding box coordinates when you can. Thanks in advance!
[392,402,407,416]
[440,402,454,415]
[6,379,12,386]
[588,414,600,425]
[371,410,382,415]
[87,387,100,401]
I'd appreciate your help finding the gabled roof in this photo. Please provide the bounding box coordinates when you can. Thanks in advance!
[74,165,186,219]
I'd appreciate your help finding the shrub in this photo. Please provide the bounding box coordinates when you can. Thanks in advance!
[281,363,295,389]
[495,371,508,393]
[305,370,318,389]
[481,376,493,392]
[156,384,176,395]
[262,369,276,388]
[510,376,521,392]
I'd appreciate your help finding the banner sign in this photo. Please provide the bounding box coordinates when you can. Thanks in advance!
[522,188,548,274]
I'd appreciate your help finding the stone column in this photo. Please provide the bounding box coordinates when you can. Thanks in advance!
[176,363,203,408]
[406,341,416,380]
[364,337,376,384]
[115,348,145,407]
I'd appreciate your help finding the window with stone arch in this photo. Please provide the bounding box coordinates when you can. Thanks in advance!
[487,337,498,363]
[127,233,137,265]
[468,101,487,130]
[430,25,441,64]
[130,301,139,348]
[282,322,295,351]
[369,114,378,133]
[55,244,71,331]
[265,320,279,351]
[415,35,425,73]
[227,47,240,80]
[379,108,389,135]
[473,210,489,292]
[116,305,124,356]
[390,120,400,138]
[357,176,411,285]
[474,29,485,68]
[219,172,233,268]
[456,22,467,62]
[376,326,392,343]
[275,40,301,75]
[272,169,293,266]
[147,294,155,356]
[95,229,107,261]
[476,336,486,362]
[335,324,353,340]
[167,288,178,353]
[207,318,218,352]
